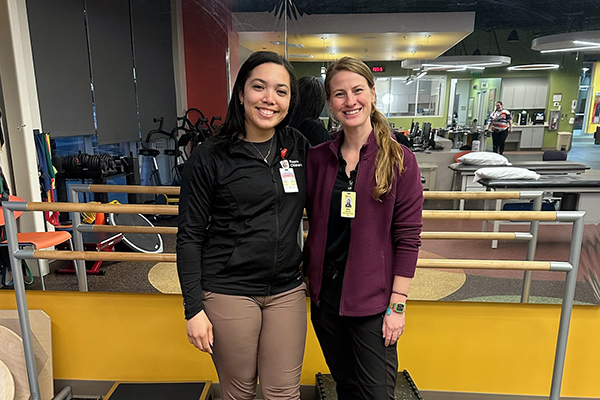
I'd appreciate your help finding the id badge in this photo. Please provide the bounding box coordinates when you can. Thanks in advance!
[341,191,356,218]
[279,168,299,193]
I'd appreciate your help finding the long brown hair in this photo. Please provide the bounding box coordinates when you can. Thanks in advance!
[324,57,404,201]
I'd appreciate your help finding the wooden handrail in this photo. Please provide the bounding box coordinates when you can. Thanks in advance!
[423,191,522,200]
[26,202,178,215]
[422,210,557,221]
[87,184,180,195]
[31,250,552,271]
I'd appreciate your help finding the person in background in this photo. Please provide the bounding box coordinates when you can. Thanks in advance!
[486,101,513,154]
[303,56,423,400]
[177,51,309,400]
[470,118,479,140]
[289,75,331,145]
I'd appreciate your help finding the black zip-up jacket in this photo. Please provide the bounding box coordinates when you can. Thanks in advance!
[177,127,309,320]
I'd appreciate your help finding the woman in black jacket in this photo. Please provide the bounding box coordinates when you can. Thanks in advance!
[177,51,309,400]
[290,75,331,145]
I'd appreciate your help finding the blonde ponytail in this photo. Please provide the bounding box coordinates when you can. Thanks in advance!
[371,106,404,201]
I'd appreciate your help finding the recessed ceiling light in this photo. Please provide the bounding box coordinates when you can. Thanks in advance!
[507,64,560,71]
[270,41,305,48]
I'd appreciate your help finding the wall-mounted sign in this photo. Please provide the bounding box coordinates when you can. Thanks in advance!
[553,94,562,102]
[371,66,385,72]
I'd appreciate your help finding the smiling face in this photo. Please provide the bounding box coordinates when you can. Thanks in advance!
[328,70,376,135]
[239,62,291,140]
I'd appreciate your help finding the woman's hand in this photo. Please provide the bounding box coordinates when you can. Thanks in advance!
[382,310,405,347]
[186,310,214,354]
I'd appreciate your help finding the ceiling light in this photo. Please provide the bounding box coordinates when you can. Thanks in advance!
[288,54,313,58]
[406,76,415,85]
[402,55,510,71]
[573,40,600,46]
[270,41,305,48]
[540,45,600,54]
[532,30,600,53]
[507,64,560,71]
[507,29,519,42]
[415,70,428,79]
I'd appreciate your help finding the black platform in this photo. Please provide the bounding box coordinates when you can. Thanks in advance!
[315,370,423,400]
[104,381,212,400]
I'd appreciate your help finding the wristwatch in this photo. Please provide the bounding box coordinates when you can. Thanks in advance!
[386,302,405,315]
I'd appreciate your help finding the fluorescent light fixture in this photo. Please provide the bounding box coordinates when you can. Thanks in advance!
[415,70,428,79]
[507,64,559,71]
[541,45,600,53]
[540,40,600,53]
[573,40,600,46]
[288,54,313,58]
[270,41,305,48]
[406,76,415,85]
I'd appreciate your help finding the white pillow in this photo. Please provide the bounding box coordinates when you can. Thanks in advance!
[458,152,511,166]
[473,167,541,182]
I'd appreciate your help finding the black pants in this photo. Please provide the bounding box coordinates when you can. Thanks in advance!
[311,302,398,400]
[492,129,509,154]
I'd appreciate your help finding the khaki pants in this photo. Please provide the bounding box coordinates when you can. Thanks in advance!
[203,283,307,400]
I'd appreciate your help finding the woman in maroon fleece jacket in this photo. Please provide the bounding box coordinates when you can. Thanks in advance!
[304,57,423,400]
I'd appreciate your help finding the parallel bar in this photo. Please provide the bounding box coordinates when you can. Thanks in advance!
[78,224,178,235]
[424,191,522,200]
[550,215,585,400]
[32,250,177,263]
[423,210,557,221]
[26,250,555,272]
[417,259,551,270]
[548,262,574,272]
[2,206,41,399]
[521,195,543,303]
[87,184,180,195]
[422,232,531,240]
[69,186,88,292]
[26,201,178,215]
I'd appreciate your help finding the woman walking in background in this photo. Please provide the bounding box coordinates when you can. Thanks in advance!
[487,100,513,154]
[290,75,331,145]
[303,57,423,400]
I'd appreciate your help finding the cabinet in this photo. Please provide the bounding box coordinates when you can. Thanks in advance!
[518,126,544,149]
[501,80,548,110]
[418,162,438,191]
[534,85,548,108]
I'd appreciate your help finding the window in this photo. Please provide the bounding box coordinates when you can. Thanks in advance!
[375,76,447,117]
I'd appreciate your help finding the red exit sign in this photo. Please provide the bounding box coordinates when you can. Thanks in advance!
[371,66,385,72]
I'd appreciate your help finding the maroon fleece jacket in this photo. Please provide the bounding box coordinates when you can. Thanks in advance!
[304,130,423,316]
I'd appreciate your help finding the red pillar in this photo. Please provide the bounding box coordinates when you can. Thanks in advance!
[182,0,238,121]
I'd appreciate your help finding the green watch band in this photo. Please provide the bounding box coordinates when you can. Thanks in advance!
[386,302,405,315]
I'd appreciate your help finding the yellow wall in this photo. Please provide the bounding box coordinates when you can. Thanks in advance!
[1,290,600,397]
[586,61,600,135]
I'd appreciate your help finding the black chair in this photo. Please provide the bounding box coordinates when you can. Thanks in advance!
[542,150,567,161]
